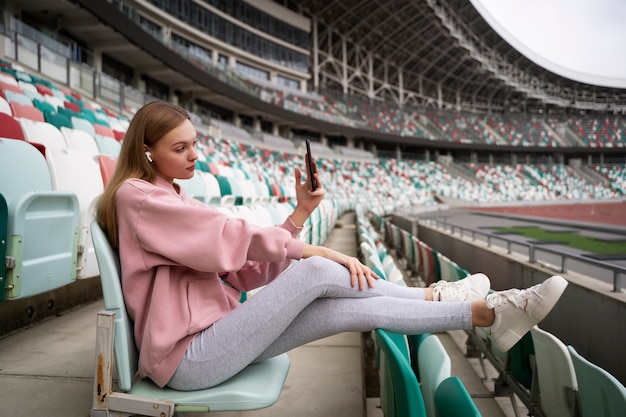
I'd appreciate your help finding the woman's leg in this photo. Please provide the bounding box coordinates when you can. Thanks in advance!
[168,256,471,390]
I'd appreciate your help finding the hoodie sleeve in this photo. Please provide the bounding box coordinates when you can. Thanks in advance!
[117,180,305,276]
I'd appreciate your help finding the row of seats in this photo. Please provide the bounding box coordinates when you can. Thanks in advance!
[355,209,481,417]
[373,212,626,417]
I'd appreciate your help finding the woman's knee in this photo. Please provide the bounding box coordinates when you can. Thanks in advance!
[295,256,348,281]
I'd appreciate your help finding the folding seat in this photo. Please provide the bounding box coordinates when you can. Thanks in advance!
[434,377,482,417]
[60,126,100,158]
[94,134,121,157]
[46,147,104,278]
[35,83,52,96]
[89,222,290,416]
[4,90,33,106]
[0,96,12,116]
[0,113,25,140]
[176,172,211,204]
[113,129,125,142]
[10,101,44,122]
[57,106,77,120]
[43,94,65,110]
[417,335,451,417]
[94,123,116,139]
[374,329,427,417]
[64,100,81,113]
[568,346,626,417]
[19,118,67,151]
[44,110,72,130]
[530,327,579,417]
[0,193,7,302]
[0,80,23,94]
[97,155,118,187]
[71,115,96,138]
[33,98,56,115]
[0,138,80,299]
[0,72,18,87]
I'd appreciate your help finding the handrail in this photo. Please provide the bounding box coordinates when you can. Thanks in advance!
[423,217,625,293]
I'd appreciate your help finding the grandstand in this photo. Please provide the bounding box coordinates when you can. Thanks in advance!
[0,0,625,416]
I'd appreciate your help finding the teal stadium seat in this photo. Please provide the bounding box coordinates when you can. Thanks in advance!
[374,329,427,417]
[435,376,482,417]
[568,346,626,417]
[0,138,80,299]
[90,221,291,416]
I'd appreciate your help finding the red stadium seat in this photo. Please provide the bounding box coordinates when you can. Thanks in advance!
[97,154,118,187]
[10,102,44,122]
[0,113,25,140]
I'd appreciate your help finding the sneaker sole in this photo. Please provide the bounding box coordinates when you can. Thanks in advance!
[493,275,568,351]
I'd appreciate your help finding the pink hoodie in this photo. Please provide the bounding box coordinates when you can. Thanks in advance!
[115,176,305,387]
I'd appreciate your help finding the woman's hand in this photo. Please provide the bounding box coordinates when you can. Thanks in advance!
[290,156,325,227]
[303,245,380,290]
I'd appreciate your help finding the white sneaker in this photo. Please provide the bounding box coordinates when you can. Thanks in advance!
[431,273,491,302]
[485,275,568,351]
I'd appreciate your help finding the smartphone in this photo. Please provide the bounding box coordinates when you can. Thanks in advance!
[305,138,318,191]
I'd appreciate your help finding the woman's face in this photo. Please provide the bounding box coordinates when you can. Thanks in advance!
[148,119,199,184]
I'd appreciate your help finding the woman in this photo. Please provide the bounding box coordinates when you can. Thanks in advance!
[95,101,567,391]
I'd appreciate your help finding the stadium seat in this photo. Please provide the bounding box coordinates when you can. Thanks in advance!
[0,138,80,299]
[46,147,104,279]
[418,335,452,417]
[60,126,100,158]
[568,346,626,417]
[19,118,67,150]
[71,115,96,137]
[89,221,291,415]
[10,101,44,122]
[97,155,118,187]
[0,113,25,140]
[530,326,580,417]
[0,96,11,115]
[94,134,122,156]
[176,172,212,204]
[434,376,482,417]
[0,193,7,302]
[374,328,427,417]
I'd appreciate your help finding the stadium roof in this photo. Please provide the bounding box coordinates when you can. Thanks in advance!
[14,0,626,115]
[284,0,626,113]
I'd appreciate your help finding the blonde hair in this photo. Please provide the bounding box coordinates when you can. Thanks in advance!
[95,101,189,247]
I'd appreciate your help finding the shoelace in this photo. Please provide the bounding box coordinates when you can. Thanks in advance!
[487,287,541,310]
[432,280,464,301]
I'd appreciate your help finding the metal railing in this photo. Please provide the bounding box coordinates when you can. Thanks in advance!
[423,217,625,292]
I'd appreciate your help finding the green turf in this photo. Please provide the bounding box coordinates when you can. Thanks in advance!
[492,226,626,255]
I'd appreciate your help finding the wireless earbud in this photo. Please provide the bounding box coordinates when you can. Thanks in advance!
[145,151,153,163]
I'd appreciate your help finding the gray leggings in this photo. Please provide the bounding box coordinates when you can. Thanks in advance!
[167,256,472,390]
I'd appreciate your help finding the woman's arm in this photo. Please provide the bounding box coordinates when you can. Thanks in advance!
[302,244,380,290]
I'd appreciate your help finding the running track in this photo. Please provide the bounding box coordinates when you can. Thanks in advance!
[469,202,626,226]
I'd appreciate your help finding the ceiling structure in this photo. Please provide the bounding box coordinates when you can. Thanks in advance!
[280,0,626,114]
[11,0,626,116]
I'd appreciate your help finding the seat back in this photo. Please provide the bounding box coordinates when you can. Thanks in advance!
[94,134,121,157]
[435,376,482,417]
[60,126,100,158]
[0,193,7,302]
[19,118,67,150]
[568,346,626,417]
[374,329,427,417]
[47,148,104,278]
[418,334,452,417]
[530,327,579,417]
[90,221,138,392]
[97,154,118,187]
[0,138,79,299]
[0,113,25,140]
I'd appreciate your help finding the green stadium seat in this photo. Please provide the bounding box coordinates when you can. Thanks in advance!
[435,376,482,417]
[568,346,626,417]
